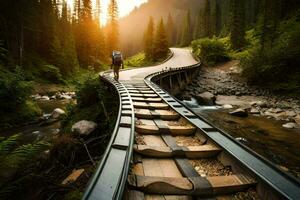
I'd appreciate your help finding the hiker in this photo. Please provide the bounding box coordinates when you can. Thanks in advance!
[111,51,124,80]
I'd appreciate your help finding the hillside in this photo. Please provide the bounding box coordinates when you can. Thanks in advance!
[119,0,205,56]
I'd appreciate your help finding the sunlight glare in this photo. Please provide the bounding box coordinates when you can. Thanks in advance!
[65,0,147,26]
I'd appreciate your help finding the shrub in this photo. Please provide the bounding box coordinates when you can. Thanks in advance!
[241,16,300,94]
[0,67,32,112]
[39,65,63,83]
[0,66,42,128]
[62,75,118,133]
[192,38,230,66]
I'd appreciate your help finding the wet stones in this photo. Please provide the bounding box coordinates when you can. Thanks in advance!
[282,123,297,129]
[51,108,66,119]
[230,108,248,117]
[295,115,300,125]
[71,120,97,136]
[250,108,260,114]
[223,104,233,109]
[196,92,216,106]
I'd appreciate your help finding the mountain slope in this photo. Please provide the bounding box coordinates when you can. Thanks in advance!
[119,0,205,56]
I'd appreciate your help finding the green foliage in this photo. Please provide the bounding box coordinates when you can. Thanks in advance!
[203,0,212,37]
[0,133,49,177]
[64,189,83,200]
[62,75,118,133]
[124,53,152,68]
[153,19,169,61]
[40,65,63,83]
[106,0,120,54]
[230,0,246,50]
[0,67,41,128]
[241,15,300,94]
[0,134,50,199]
[180,10,192,46]
[0,41,8,64]
[192,38,230,66]
[0,67,32,113]
[143,17,155,60]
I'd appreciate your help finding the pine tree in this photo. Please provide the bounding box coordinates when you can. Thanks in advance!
[153,18,169,61]
[166,13,175,45]
[39,0,57,59]
[260,0,281,50]
[93,0,106,62]
[59,1,79,74]
[75,0,94,67]
[193,10,203,39]
[230,0,246,50]
[204,0,212,38]
[107,0,119,54]
[215,0,222,36]
[180,10,192,46]
[143,17,154,60]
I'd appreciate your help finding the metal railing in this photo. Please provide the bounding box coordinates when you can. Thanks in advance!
[83,72,135,200]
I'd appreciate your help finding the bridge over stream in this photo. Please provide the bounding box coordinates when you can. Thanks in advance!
[83,48,300,200]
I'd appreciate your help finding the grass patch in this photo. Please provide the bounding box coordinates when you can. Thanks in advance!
[124,52,171,69]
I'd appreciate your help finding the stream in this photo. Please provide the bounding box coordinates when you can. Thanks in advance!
[182,98,300,180]
[0,99,71,144]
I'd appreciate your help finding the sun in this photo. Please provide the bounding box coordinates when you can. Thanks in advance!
[65,0,147,26]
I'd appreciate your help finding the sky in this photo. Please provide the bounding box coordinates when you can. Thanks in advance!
[66,0,148,25]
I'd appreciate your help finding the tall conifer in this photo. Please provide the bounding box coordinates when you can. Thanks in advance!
[153,18,169,60]
[180,10,192,46]
[143,17,154,60]
[230,0,246,50]
[107,0,119,54]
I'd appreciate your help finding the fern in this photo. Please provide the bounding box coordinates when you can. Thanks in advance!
[0,134,50,170]
[0,134,20,156]
[9,141,49,167]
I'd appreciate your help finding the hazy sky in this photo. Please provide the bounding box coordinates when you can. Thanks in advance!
[67,0,148,25]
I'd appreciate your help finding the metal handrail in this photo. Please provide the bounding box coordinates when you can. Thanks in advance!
[83,72,135,200]
[144,63,300,200]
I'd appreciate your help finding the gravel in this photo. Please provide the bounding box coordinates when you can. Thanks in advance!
[176,136,203,146]
[189,158,232,177]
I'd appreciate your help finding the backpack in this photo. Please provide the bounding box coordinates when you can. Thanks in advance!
[112,51,123,66]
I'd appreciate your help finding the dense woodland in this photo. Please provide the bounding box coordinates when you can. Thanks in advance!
[0,0,300,199]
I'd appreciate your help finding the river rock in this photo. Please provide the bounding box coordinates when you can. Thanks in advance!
[61,94,72,100]
[51,108,66,119]
[223,104,233,109]
[285,110,297,117]
[282,122,296,129]
[251,101,267,108]
[196,92,216,106]
[71,120,97,136]
[250,108,260,114]
[41,95,50,101]
[295,115,300,125]
[230,108,248,117]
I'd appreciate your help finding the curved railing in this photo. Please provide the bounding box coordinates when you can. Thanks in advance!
[83,72,135,200]
[144,63,300,200]
[83,58,300,200]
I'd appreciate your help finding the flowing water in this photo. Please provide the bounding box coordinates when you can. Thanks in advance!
[182,98,300,179]
[0,99,71,144]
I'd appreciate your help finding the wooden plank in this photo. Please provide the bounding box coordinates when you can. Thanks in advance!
[143,159,182,178]
[134,145,221,158]
[128,175,256,196]
[143,135,166,146]
[133,163,144,176]
[127,190,145,200]
[208,174,256,195]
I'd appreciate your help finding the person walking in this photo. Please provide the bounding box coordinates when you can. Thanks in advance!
[111,51,124,80]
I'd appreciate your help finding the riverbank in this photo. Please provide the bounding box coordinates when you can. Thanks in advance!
[179,61,300,128]
[178,61,300,179]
